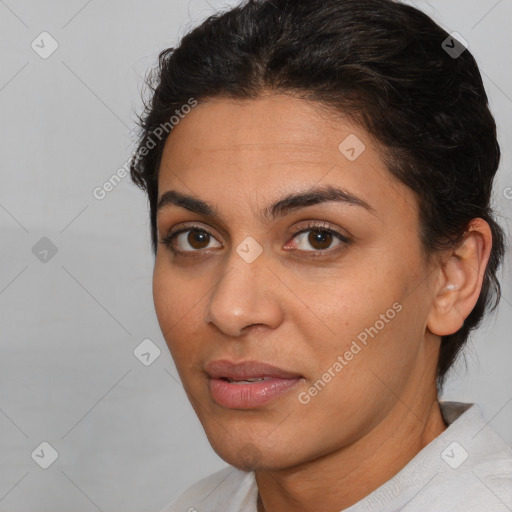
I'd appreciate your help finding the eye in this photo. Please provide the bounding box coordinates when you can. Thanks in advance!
[285,221,350,255]
[160,225,221,255]
[160,221,351,258]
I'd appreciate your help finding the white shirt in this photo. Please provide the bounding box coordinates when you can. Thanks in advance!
[160,401,512,511]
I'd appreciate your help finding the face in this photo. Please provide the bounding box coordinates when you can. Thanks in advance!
[153,94,440,471]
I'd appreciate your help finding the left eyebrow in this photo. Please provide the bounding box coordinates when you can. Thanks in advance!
[156,184,376,223]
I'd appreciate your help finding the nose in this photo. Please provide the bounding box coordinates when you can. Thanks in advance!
[203,248,284,337]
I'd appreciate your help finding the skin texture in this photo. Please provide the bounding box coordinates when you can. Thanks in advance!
[152,93,492,512]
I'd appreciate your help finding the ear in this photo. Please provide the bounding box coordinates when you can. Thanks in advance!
[427,218,493,337]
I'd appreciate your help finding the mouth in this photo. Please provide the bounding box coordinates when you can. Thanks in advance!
[219,376,274,384]
[205,359,303,409]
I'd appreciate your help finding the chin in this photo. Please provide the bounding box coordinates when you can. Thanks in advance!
[211,436,302,472]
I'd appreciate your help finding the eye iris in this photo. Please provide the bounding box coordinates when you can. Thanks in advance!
[308,229,332,250]
[188,229,210,249]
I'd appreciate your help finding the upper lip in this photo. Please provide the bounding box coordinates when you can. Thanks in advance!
[205,359,302,380]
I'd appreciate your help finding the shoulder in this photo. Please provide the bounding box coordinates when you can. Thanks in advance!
[368,402,512,512]
[456,438,512,510]
[412,402,512,511]
[159,466,257,512]
[421,464,512,511]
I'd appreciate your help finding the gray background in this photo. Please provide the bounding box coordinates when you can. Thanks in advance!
[0,0,511,510]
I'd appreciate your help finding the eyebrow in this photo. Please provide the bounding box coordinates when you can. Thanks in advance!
[156,184,376,223]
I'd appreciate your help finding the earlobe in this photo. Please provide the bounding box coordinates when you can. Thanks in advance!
[426,219,492,337]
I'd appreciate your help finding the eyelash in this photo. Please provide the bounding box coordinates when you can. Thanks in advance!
[159,221,351,259]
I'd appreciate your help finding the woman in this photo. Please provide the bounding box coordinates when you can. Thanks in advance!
[130,0,512,510]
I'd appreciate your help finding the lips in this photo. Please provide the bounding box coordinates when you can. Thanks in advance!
[205,359,303,408]
[204,359,302,381]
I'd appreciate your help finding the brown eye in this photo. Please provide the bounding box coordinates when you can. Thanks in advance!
[307,229,334,250]
[161,227,222,253]
[289,225,348,253]
[187,229,211,249]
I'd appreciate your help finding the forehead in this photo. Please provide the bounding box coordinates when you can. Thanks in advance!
[162,95,352,163]
[157,94,417,224]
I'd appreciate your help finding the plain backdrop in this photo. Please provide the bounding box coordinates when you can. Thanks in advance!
[0,0,511,510]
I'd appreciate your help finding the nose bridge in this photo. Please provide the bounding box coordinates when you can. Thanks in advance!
[203,244,282,336]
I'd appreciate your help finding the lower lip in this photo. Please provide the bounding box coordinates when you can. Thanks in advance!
[208,377,301,409]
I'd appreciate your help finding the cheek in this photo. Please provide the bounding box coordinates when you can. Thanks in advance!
[152,268,209,388]
[152,264,172,334]
[152,262,202,347]
[294,299,419,434]
[297,259,419,384]
[299,265,398,342]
